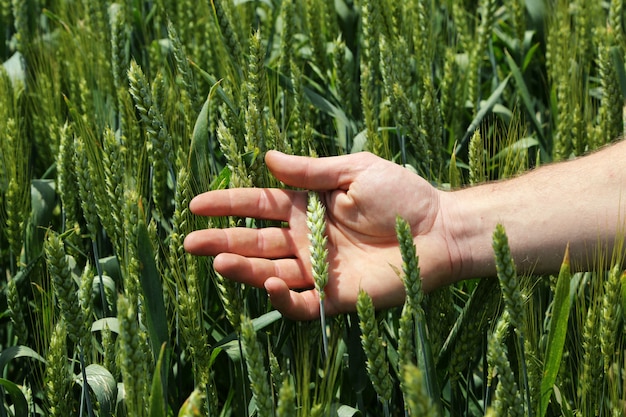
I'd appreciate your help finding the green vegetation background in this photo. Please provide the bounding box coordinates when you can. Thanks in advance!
[1,0,625,416]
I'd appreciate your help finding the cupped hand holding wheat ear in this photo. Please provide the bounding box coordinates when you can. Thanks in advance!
[184,150,460,320]
[185,141,626,320]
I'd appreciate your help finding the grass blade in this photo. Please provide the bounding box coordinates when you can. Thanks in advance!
[149,344,168,417]
[82,364,118,417]
[505,50,547,155]
[0,345,46,374]
[539,245,572,417]
[190,95,212,189]
[137,216,169,359]
[415,309,442,415]
[0,378,28,416]
[456,75,510,153]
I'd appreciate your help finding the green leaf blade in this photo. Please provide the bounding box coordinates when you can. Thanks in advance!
[539,246,573,417]
[137,217,169,359]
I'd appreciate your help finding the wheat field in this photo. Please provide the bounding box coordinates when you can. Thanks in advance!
[0,0,625,415]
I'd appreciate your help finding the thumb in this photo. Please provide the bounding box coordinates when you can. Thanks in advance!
[265,150,373,191]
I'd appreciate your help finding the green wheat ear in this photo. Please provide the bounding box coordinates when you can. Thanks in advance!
[45,322,72,417]
[395,214,441,411]
[11,0,28,52]
[468,0,497,107]
[4,119,30,271]
[307,191,329,356]
[74,135,99,241]
[276,377,296,417]
[492,223,532,415]
[240,315,273,417]
[102,128,126,255]
[307,191,329,295]
[128,60,173,212]
[395,216,422,310]
[167,20,200,111]
[402,363,438,417]
[595,28,623,148]
[217,121,251,188]
[449,152,462,188]
[110,2,129,94]
[487,311,525,417]
[356,289,393,414]
[492,223,524,332]
[44,231,90,352]
[469,129,486,185]
[7,277,28,344]
[101,323,118,380]
[117,295,149,417]
[579,295,602,412]
[601,263,622,374]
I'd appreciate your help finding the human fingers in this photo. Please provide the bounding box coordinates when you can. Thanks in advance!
[264,277,324,320]
[189,188,305,220]
[183,227,298,259]
[213,253,313,289]
[265,150,376,191]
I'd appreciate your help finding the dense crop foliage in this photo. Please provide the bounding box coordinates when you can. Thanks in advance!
[1,0,625,415]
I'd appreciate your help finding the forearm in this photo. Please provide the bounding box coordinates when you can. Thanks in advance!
[447,140,626,281]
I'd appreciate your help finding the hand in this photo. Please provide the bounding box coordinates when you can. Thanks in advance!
[183,151,461,320]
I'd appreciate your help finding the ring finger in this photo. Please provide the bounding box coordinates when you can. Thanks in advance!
[213,253,313,289]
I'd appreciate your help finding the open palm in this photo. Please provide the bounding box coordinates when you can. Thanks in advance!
[184,151,458,320]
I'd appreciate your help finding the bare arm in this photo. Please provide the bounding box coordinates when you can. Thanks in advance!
[447,140,626,280]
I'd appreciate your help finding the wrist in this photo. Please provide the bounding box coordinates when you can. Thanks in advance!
[442,186,501,282]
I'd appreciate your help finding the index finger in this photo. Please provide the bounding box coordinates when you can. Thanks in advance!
[189,188,306,221]
[265,150,377,191]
